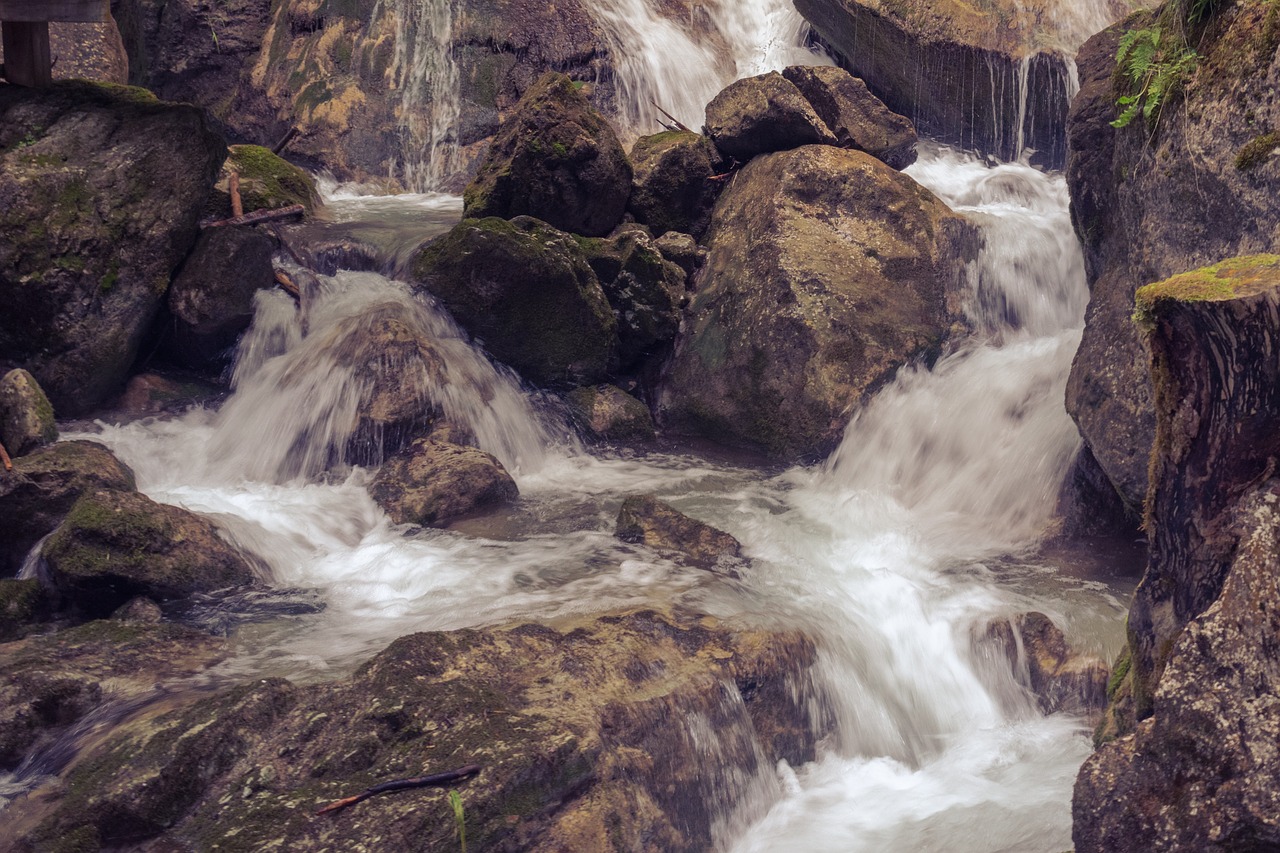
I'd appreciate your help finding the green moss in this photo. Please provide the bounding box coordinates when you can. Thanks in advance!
[1134,254,1280,324]
[552,141,569,158]
[295,80,333,114]
[226,144,318,213]
[1235,132,1280,171]
[0,579,47,640]
[1107,644,1132,699]
[99,259,120,294]
[54,254,85,273]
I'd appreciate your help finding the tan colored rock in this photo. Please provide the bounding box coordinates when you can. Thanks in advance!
[984,612,1108,717]
[703,71,836,162]
[0,369,57,458]
[782,65,918,169]
[617,494,741,573]
[567,385,656,442]
[369,439,518,527]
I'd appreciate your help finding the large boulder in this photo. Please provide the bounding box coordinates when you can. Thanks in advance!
[627,130,724,239]
[703,71,836,162]
[369,438,518,527]
[566,384,656,442]
[782,65,918,169]
[42,488,257,617]
[0,369,58,457]
[1064,2,1280,513]
[164,226,277,370]
[0,82,225,415]
[1074,256,1280,851]
[0,441,137,577]
[214,144,320,217]
[14,609,824,852]
[658,145,977,457]
[411,216,617,386]
[463,71,632,237]
[793,0,1141,166]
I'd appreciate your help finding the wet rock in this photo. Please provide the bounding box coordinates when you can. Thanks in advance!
[464,71,632,237]
[411,216,616,386]
[214,144,320,218]
[0,578,50,642]
[369,439,518,527]
[984,612,1108,717]
[627,130,723,239]
[659,145,977,457]
[0,441,137,577]
[111,596,164,624]
[0,619,227,772]
[17,609,824,852]
[42,488,256,617]
[165,226,277,370]
[0,82,225,415]
[113,372,224,418]
[0,369,58,457]
[617,495,742,573]
[703,71,836,162]
[578,230,686,373]
[1065,3,1280,513]
[566,385,656,442]
[782,65,918,169]
[653,231,705,282]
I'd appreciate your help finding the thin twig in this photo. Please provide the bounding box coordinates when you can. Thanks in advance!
[650,100,693,133]
[200,204,304,229]
[316,765,482,816]
[0,439,11,471]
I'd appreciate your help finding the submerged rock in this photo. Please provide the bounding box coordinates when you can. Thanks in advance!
[627,130,723,239]
[0,441,136,577]
[703,71,836,162]
[411,216,616,386]
[369,439,518,527]
[464,71,632,237]
[42,488,256,617]
[15,609,824,852]
[0,369,58,457]
[165,225,277,370]
[782,65,918,169]
[659,145,976,457]
[566,385,656,442]
[617,495,742,573]
[984,612,1108,717]
[0,82,225,415]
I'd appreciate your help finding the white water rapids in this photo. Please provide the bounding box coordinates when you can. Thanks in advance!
[53,144,1131,851]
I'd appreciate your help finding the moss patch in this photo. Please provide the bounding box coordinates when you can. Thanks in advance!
[225,144,319,214]
[1235,132,1280,171]
[1134,254,1280,324]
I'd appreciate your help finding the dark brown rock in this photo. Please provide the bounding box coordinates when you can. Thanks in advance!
[703,71,836,162]
[0,578,50,642]
[617,494,742,573]
[43,489,256,617]
[566,385,656,442]
[653,231,705,281]
[658,145,976,457]
[0,82,225,415]
[0,369,57,458]
[369,439,518,527]
[464,71,632,237]
[0,441,137,577]
[411,216,617,386]
[782,64,918,169]
[984,612,1109,717]
[627,130,723,239]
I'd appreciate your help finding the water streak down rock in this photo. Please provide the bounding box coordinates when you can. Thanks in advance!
[1074,256,1280,851]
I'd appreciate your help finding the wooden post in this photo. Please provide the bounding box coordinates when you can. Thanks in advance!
[0,0,109,88]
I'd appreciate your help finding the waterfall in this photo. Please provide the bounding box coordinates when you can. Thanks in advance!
[583,0,829,134]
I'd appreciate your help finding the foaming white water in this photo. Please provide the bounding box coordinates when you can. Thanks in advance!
[584,0,829,134]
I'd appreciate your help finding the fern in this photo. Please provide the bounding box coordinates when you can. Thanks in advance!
[1110,25,1198,129]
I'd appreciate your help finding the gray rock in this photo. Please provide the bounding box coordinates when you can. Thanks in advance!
[703,71,836,162]
[369,439,518,527]
[653,231,705,281]
[782,65,918,169]
[628,130,723,239]
[0,369,57,457]
[566,385,656,442]
[617,495,741,573]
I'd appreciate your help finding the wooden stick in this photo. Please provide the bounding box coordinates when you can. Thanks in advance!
[316,764,481,816]
[272,126,299,155]
[200,204,304,230]
[229,170,243,218]
[650,100,692,133]
[0,439,11,472]
[274,270,301,302]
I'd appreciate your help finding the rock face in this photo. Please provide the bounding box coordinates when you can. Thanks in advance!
[984,612,1109,717]
[15,609,826,852]
[165,226,277,369]
[1074,256,1280,851]
[0,83,225,415]
[0,369,57,457]
[411,216,617,386]
[1065,1,1280,512]
[0,441,137,576]
[616,495,742,572]
[659,145,976,457]
[793,0,1137,166]
[463,72,632,237]
[369,438,518,526]
[782,65,918,169]
[43,488,257,616]
[566,385,656,442]
[627,131,723,240]
[703,71,836,162]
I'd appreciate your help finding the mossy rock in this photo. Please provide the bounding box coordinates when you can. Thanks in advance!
[1134,254,1280,325]
[0,578,50,641]
[369,439,518,526]
[627,130,722,239]
[42,488,256,616]
[566,384,656,442]
[222,144,319,215]
[616,495,741,572]
[411,216,617,386]
[0,368,58,457]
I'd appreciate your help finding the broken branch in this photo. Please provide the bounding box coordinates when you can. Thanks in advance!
[272,126,299,155]
[316,764,482,816]
[0,440,11,472]
[650,100,693,133]
[273,270,301,302]
[229,170,243,218]
[200,204,304,230]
